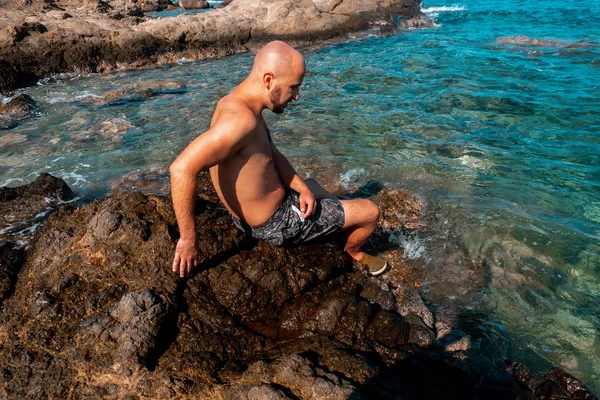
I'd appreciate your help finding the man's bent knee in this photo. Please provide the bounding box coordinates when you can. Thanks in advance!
[366,199,379,224]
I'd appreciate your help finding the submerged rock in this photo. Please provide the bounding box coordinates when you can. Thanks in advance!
[0,132,26,146]
[0,173,74,245]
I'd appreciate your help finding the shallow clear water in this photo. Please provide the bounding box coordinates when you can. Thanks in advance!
[1,0,599,391]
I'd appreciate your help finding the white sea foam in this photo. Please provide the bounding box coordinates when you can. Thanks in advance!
[0,178,24,187]
[388,229,426,260]
[459,155,493,171]
[338,168,365,189]
[55,171,88,186]
[47,91,102,104]
[421,5,466,14]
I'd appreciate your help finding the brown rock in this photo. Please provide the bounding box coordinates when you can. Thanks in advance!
[0,94,37,116]
[0,0,422,93]
[179,0,209,10]
[0,173,74,245]
[0,241,26,305]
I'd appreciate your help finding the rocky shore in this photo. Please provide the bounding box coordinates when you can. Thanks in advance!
[0,0,425,93]
[0,174,597,399]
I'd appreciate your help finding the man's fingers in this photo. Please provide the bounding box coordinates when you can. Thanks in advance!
[308,199,316,215]
[179,260,188,278]
[172,254,181,272]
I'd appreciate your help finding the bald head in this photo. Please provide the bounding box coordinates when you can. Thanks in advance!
[252,41,305,80]
[241,41,305,114]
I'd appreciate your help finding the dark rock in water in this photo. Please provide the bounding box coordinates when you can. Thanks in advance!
[0,94,37,116]
[0,241,26,305]
[0,94,38,129]
[90,80,186,105]
[0,118,18,130]
[0,173,597,398]
[506,361,598,400]
[0,173,74,245]
[546,368,599,400]
[373,187,423,231]
[179,0,209,10]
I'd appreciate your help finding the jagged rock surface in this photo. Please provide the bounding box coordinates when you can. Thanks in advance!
[0,174,597,399]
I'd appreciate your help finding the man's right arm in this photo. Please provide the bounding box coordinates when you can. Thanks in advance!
[169,109,256,278]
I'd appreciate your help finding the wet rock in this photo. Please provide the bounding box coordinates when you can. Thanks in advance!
[373,187,423,231]
[360,279,396,310]
[0,173,74,245]
[507,361,598,400]
[0,118,18,130]
[436,329,472,359]
[0,94,37,129]
[392,285,435,329]
[111,165,170,195]
[545,368,598,400]
[0,94,37,116]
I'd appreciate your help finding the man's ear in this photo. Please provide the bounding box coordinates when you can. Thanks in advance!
[263,72,274,90]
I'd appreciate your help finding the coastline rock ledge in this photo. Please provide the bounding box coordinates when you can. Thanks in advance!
[0,0,422,93]
[1,174,599,399]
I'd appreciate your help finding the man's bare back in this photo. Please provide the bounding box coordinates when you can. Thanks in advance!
[208,95,285,226]
[170,40,388,278]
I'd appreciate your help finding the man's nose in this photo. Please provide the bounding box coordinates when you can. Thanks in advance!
[292,88,300,100]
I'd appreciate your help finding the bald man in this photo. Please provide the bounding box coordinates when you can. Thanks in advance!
[170,41,388,278]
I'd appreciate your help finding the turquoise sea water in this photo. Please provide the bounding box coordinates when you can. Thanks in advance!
[1,0,599,391]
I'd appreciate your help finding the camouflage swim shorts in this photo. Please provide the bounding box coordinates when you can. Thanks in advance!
[232,187,345,246]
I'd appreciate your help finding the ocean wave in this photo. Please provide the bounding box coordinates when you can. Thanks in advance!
[421,5,466,14]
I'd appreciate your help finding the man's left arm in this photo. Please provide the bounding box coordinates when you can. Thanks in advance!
[271,144,316,218]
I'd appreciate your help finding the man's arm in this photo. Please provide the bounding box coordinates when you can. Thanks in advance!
[170,110,255,278]
[271,143,316,218]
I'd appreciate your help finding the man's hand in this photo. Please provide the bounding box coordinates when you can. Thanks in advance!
[172,238,198,278]
[298,189,316,219]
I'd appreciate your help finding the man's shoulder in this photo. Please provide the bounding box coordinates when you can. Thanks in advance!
[214,95,258,132]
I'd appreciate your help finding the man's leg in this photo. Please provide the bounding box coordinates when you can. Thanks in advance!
[338,198,379,261]
[304,178,379,261]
